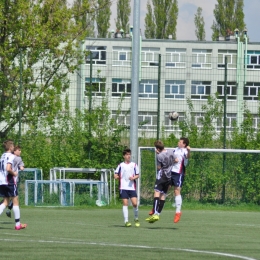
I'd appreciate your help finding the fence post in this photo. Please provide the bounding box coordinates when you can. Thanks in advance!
[88,53,93,160]
[222,56,228,203]
[19,48,23,145]
[157,54,161,140]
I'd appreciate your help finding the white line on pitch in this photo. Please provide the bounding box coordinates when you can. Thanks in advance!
[0,238,257,260]
[235,224,260,228]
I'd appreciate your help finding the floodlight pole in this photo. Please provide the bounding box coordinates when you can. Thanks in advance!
[130,0,140,164]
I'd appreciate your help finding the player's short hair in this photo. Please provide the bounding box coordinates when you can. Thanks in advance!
[180,137,189,147]
[154,140,164,151]
[14,145,21,151]
[3,139,14,151]
[123,148,131,155]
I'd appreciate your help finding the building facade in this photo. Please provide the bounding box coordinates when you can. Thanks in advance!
[70,36,260,137]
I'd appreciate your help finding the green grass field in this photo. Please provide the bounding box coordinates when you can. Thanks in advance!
[0,207,259,260]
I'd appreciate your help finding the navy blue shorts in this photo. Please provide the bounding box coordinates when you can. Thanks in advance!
[171,172,185,188]
[0,185,18,198]
[120,189,137,199]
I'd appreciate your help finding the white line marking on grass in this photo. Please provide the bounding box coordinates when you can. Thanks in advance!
[2,233,31,237]
[0,238,257,260]
[235,224,260,228]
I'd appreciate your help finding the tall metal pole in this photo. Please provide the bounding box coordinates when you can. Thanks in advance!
[130,0,140,164]
[19,48,23,145]
[88,53,93,160]
[156,54,161,140]
[222,56,228,203]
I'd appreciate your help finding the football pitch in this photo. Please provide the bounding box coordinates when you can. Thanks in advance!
[0,207,259,260]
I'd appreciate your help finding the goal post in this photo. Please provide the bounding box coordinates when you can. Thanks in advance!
[138,147,260,205]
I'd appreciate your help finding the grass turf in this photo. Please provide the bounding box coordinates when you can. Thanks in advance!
[0,207,259,260]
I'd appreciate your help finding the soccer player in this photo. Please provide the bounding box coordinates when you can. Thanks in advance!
[5,145,25,218]
[114,148,140,227]
[171,137,190,223]
[146,140,175,223]
[0,140,27,230]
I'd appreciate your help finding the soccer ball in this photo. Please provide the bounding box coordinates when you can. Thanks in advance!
[168,111,179,121]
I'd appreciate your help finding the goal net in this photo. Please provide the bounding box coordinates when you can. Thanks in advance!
[138,147,260,205]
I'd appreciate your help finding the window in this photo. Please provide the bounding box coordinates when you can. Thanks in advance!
[192,49,212,68]
[165,80,185,99]
[112,79,131,97]
[164,112,184,128]
[217,82,237,100]
[139,80,158,98]
[248,114,260,130]
[165,48,186,68]
[112,111,157,130]
[86,46,106,65]
[244,82,260,101]
[218,50,237,69]
[247,51,260,69]
[112,47,131,66]
[85,77,106,97]
[217,113,237,131]
[138,112,157,130]
[112,111,130,126]
[191,81,211,99]
[191,113,205,128]
[141,47,160,67]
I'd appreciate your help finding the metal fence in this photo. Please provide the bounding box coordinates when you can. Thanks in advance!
[76,45,260,139]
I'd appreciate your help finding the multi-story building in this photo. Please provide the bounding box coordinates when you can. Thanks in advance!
[69,33,260,137]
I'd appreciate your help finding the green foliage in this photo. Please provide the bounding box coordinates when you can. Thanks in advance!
[144,0,178,39]
[139,95,260,205]
[0,0,92,139]
[211,0,245,40]
[73,0,95,37]
[96,0,112,38]
[194,7,206,41]
[115,0,131,34]
[18,94,127,179]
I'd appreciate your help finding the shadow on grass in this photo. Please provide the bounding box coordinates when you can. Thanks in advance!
[146,226,178,230]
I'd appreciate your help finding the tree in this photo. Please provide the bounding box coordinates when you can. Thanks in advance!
[73,0,95,37]
[144,0,178,39]
[144,1,155,39]
[194,7,205,41]
[211,0,246,41]
[115,0,131,35]
[0,0,92,140]
[96,0,112,38]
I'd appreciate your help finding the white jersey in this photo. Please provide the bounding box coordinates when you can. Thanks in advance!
[115,162,139,190]
[0,152,15,185]
[171,147,188,174]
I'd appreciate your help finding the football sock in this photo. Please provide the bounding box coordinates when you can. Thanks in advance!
[123,206,128,222]
[133,206,138,219]
[0,203,6,215]
[158,200,165,214]
[8,200,13,210]
[175,195,182,213]
[153,197,160,214]
[13,206,21,226]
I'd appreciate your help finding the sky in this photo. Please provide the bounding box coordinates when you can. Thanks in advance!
[108,0,260,42]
